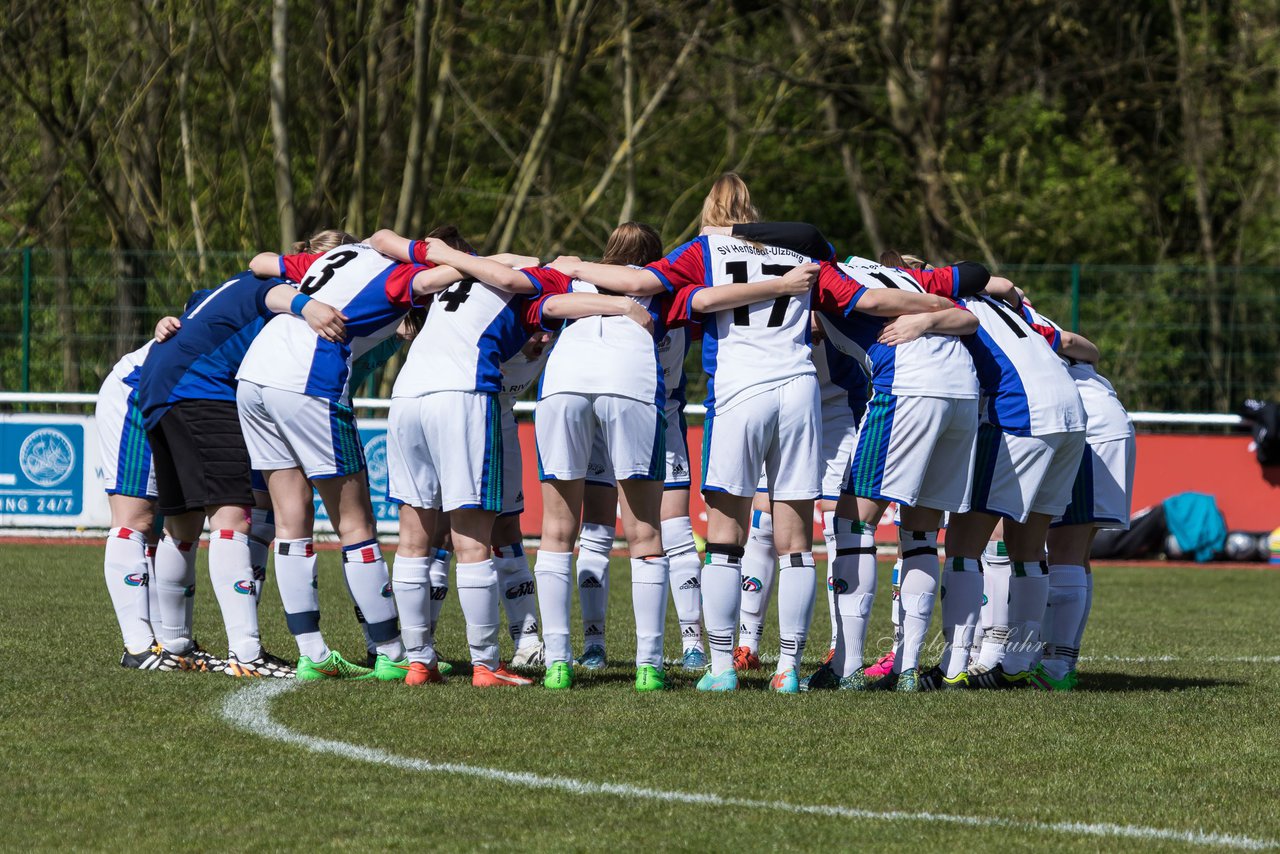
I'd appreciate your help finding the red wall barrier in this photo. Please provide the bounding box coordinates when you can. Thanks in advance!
[514,424,1280,537]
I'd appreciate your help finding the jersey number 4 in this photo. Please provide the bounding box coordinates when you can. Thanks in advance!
[299,250,359,295]
[725,261,794,326]
[437,279,475,311]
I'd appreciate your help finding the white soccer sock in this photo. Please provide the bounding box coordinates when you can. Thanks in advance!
[427,548,451,634]
[494,542,540,650]
[1042,563,1088,680]
[392,555,435,665]
[703,544,744,674]
[249,508,274,606]
[897,529,940,673]
[631,556,669,668]
[939,557,983,678]
[208,530,262,662]
[776,552,816,673]
[353,604,376,657]
[738,510,776,653]
[275,539,328,661]
[534,550,573,665]
[890,558,904,653]
[1078,571,1094,649]
[456,559,500,669]
[823,511,838,651]
[104,527,155,654]
[1003,560,1050,674]
[342,539,404,660]
[145,542,161,639]
[576,523,613,651]
[976,543,1012,670]
[830,518,876,678]
[662,516,704,654]
[154,535,198,654]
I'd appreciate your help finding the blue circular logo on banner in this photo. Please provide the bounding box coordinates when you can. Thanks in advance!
[364,434,388,494]
[19,428,75,487]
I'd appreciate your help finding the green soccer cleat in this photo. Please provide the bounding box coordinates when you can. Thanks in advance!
[918,665,970,691]
[296,650,374,681]
[544,661,574,690]
[438,660,455,677]
[370,654,411,682]
[1030,663,1075,692]
[895,667,920,692]
[635,665,667,692]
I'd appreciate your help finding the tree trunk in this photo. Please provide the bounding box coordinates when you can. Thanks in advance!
[395,0,433,234]
[270,0,297,251]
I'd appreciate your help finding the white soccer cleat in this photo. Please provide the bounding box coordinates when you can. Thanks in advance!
[510,641,546,669]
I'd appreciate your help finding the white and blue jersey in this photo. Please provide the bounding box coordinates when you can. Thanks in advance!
[238,243,429,404]
[816,259,978,400]
[815,337,869,421]
[392,266,566,398]
[139,272,285,431]
[962,295,1085,437]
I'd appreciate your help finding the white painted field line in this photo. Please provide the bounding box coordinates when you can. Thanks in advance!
[721,653,1280,668]
[222,682,1276,851]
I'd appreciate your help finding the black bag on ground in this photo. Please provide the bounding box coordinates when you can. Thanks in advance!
[1091,504,1168,560]
[1238,399,1280,466]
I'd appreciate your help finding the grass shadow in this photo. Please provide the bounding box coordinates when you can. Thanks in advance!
[1075,671,1243,692]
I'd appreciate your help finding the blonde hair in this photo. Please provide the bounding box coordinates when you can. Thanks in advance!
[901,254,931,270]
[601,222,663,267]
[293,229,358,255]
[699,172,761,228]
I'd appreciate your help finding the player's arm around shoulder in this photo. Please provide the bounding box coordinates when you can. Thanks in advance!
[549,257,666,297]
[689,262,817,313]
[877,305,977,347]
[1058,331,1100,364]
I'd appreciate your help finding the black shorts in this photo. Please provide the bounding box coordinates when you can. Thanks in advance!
[148,400,254,516]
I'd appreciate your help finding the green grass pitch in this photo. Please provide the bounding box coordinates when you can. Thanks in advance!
[2,543,1278,851]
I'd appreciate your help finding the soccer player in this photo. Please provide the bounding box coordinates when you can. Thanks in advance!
[237,231,457,681]
[98,316,178,669]
[800,256,983,692]
[139,266,347,676]
[550,174,951,693]
[927,281,1094,690]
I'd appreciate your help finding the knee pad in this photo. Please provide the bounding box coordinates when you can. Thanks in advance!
[578,523,615,556]
[836,592,875,618]
[902,592,936,619]
[660,516,698,557]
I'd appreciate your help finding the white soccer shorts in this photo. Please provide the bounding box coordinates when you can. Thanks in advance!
[499,407,525,516]
[1053,431,1136,530]
[95,376,157,499]
[820,400,858,501]
[702,375,821,501]
[970,424,1088,523]
[589,398,690,489]
[387,391,503,512]
[535,393,664,482]
[846,392,978,512]
[236,381,365,480]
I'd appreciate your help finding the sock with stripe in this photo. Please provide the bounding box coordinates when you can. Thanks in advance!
[275,539,328,661]
[737,510,776,654]
[208,529,262,662]
[427,548,451,635]
[104,527,155,654]
[939,557,983,678]
[248,508,274,606]
[897,529,940,673]
[631,556,670,668]
[822,511,838,652]
[703,543,744,674]
[534,550,573,665]
[456,559,500,669]
[1042,563,1088,680]
[976,541,1012,670]
[392,554,435,665]
[342,539,403,660]
[1003,560,1050,674]
[154,535,198,655]
[576,523,613,653]
[830,518,877,678]
[494,541,540,650]
[662,516,705,654]
[776,552,816,673]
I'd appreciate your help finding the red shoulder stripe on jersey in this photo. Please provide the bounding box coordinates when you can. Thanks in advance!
[281,253,321,283]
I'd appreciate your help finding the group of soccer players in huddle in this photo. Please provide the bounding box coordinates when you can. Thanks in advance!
[96,172,1134,693]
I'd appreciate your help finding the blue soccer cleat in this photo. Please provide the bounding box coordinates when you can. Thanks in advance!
[696,669,739,692]
[681,648,708,671]
[769,667,800,694]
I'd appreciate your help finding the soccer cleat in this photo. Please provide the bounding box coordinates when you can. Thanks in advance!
[576,645,607,670]
[681,648,708,671]
[405,661,446,685]
[153,645,199,672]
[731,645,761,671]
[895,667,920,692]
[364,651,378,669]
[370,655,411,682]
[296,650,373,681]
[1028,664,1075,692]
[770,668,800,694]
[437,660,455,676]
[187,642,227,673]
[865,671,899,691]
[542,661,574,690]
[696,669,739,692]
[918,665,970,692]
[821,647,835,666]
[864,651,896,678]
[969,663,1018,690]
[800,663,839,692]
[473,663,534,687]
[225,650,296,679]
[511,642,546,669]
[635,665,667,692]
[120,645,163,671]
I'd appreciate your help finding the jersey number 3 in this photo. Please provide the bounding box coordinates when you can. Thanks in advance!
[725,261,794,326]
[299,250,359,295]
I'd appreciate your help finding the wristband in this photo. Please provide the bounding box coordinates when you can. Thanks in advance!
[290,293,312,316]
